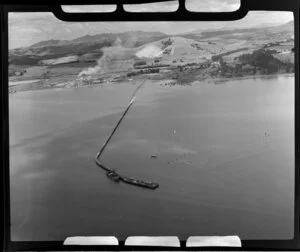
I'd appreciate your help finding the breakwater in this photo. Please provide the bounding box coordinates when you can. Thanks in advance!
[95,80,159,190]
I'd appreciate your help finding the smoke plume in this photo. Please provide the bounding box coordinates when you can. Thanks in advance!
[77,37,122,78]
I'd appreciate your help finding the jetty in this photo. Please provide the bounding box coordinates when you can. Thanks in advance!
[95,80,159,190]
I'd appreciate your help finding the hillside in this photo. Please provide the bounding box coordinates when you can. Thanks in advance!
[8,20,294,92]
[9,31,168,66]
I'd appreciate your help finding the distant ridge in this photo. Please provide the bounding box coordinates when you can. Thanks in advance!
[31,39,69,48]
[189,20,294,36]
[14,21,293,51]
[26,31,167,49]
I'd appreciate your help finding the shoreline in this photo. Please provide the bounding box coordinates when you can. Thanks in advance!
[8,79,132,94]
[9,71,295,94]
[204,72,295,84]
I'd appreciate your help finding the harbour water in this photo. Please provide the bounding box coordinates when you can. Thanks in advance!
[9,75,294,241]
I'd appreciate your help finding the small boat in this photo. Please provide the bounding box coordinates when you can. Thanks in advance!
[106,170,120,182]
[121,176,159,189]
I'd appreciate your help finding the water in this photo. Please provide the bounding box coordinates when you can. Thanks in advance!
[9,75,294,241]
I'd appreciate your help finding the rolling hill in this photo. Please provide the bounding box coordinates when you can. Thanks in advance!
[9,31,168,66]
[9,21,294,69]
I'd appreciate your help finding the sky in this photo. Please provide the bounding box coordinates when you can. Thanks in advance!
[8,0,293,49]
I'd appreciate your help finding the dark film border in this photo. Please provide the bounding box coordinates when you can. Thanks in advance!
[1,0,299,250]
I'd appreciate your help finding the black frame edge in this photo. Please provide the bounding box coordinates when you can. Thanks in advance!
[2,0,300,250]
